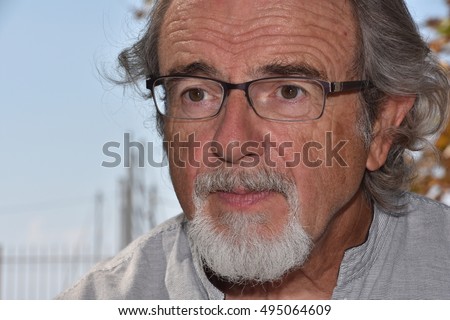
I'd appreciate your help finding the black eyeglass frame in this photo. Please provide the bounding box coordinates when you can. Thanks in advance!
[145,75,371,122]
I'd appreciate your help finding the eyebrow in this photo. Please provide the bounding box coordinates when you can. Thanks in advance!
[167,62,220,77]
[166,61,327,81]
[256,63,327,80]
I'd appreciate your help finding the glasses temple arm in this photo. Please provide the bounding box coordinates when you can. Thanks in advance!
[331,80,372,93]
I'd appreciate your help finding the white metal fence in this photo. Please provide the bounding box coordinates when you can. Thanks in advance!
[0,245,104,300]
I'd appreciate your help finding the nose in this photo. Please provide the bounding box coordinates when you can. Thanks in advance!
[211,90,264,165]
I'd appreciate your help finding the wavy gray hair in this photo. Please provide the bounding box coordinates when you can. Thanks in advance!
[351,0,449,211]
[116,0,449,212]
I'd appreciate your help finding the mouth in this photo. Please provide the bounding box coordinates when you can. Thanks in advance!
[214,188,275,209]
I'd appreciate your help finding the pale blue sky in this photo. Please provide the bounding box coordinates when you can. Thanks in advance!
[0,0,447,253]
[0,0,180,253]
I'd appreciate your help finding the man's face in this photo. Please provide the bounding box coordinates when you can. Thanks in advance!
[159,0,369,282]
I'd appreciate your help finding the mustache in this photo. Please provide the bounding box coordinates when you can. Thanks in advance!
[194,167,296,199]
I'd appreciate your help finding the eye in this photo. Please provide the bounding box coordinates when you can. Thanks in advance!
[279,85,301,99]
[187,88,205,102]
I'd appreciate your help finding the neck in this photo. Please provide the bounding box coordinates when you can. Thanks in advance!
[213,190,373,299]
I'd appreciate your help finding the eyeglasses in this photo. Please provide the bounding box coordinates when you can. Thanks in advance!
[146,75,370,122]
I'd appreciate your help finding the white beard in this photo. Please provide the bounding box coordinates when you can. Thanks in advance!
[187,168,313,284]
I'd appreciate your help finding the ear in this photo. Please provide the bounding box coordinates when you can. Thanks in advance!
[366,96,415,171]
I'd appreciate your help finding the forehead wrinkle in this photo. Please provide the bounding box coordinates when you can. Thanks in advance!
[167,18,349,54]
[162,0,357,79]
[164,17,290,53]
[164,0,356,35]
[169,31,347,74]
[163,0,354,49]
[165,22,353,67]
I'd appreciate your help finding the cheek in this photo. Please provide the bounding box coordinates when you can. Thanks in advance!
[165,122,195,220]
[165,121,216,220]
[282,123,368,237]
[169,160,196,220]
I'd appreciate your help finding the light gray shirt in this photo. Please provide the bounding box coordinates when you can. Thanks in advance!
[58,193,450,299]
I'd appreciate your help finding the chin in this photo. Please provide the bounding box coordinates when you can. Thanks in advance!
[187,208,313,284]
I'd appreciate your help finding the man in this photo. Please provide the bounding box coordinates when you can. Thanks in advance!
[59,0,450,299]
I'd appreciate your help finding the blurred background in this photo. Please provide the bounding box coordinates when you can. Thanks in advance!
[0,0,449,299]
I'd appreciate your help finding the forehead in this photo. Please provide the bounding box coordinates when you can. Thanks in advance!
[158,0,358,80]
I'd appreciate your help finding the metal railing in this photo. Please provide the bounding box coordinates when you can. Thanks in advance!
[0,245,105,300]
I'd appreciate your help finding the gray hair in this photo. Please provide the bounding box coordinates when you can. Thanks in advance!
[350,0,449,211]
[116,0,449,212]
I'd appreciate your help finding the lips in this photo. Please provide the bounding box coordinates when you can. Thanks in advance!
[215,189,273,208]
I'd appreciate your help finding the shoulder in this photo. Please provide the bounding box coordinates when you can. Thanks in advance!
[97,213,186,272]
[403,192,450,213]
[57,214,186,299]
[379,193,450,297]
[382,192,450,245]
[334,192,450,299]
[393,192,450,227]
